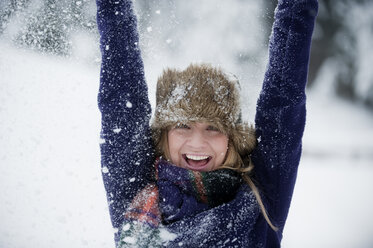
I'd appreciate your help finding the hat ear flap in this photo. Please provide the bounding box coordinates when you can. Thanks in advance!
[230,123,257,156]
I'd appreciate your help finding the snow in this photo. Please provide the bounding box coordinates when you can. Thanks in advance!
[113,128,122,134]
[0,41,113,248]
[102,167,109,174]
[122,236,136,244]
[169,85,187,105]
[1,40,372,247]
[122,223,131,232]
[282,157,373,248]
[126,101,132,108]
[159,228,177,242]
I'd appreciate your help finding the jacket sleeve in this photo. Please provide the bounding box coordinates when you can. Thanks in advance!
[252,0,318,230]
[96,0,154,232]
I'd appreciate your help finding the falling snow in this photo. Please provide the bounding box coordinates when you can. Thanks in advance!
[126,101,132,108]
[113,128,122,134]
[0,0,373,248]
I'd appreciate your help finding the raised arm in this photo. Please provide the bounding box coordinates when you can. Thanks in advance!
[96,0,153,233]
[252,0,318,232]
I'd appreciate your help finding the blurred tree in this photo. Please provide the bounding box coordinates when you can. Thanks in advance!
[15,0,70,55]
[308,0,357,96]
[311,0,373,109]
[68,0,96,31]
[0,0,96,55]
[263,0,373,110]
[0,0,31,34]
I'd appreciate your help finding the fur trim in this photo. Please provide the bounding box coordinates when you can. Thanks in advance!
[151,64,256,156]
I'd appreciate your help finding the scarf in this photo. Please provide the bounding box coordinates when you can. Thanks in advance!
[118,158,242,247]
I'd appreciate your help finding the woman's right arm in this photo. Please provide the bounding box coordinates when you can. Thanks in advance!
[96,0,153,233]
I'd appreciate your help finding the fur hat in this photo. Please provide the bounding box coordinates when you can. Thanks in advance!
[151,64,256,157]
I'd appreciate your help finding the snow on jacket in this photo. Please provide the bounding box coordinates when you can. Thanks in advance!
[96,0,318,247]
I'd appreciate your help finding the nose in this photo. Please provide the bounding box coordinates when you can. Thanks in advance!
[187,129,207,149]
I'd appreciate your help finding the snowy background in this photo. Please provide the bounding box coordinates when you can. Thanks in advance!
[1,0,373,247]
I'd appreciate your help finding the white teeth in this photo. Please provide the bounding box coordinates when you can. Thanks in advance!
[186,154,209,161]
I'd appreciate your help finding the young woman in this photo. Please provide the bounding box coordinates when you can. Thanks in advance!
[96,0,318,247]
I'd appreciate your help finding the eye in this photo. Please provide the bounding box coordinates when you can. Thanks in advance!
[206,125,220,132]
[174,123,190,129]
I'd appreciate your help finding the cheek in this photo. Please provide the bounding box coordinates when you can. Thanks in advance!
[168,131,180,148]
[167,131,183,162]
[215,136,229,158]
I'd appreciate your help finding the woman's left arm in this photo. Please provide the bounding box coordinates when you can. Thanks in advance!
[252,0,318,231]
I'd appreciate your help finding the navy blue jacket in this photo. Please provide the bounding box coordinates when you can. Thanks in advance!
[96,0,318,247]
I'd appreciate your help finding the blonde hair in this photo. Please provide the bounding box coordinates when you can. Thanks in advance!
[155,127,278,231]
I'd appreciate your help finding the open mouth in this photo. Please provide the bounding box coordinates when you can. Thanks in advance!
[182,154,212,170]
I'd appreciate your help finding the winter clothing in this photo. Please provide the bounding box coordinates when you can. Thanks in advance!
[118,159,242,247]
[153,65,241,129]
[96,0,318,247]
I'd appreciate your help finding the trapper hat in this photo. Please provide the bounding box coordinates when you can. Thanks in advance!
[151,64,256,157]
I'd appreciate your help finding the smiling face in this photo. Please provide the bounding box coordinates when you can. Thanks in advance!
[167,122,229,171]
